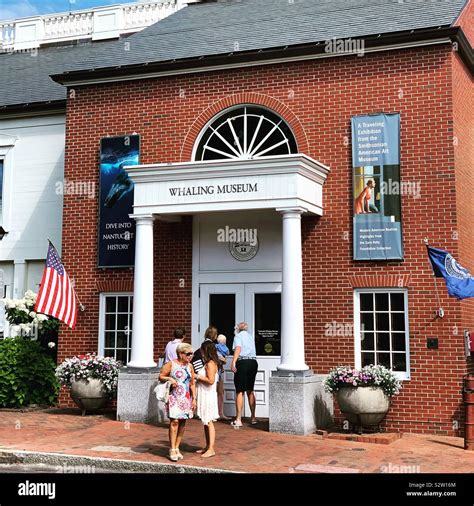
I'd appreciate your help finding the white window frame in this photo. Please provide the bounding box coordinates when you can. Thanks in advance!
[354,288,410,380]
[98,292,133,362]
[0,135,16,230]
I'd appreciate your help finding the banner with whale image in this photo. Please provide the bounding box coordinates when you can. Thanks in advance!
[98,135,139,268]
[352,113,403,260]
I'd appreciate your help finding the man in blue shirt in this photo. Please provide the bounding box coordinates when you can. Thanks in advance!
[230,322,258,427]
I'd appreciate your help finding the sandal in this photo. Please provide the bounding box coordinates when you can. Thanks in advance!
[176,449,184,460]
[169,449,179,462]
[201,450,216,458]
[250,419,258,425]
[230,420,242,427]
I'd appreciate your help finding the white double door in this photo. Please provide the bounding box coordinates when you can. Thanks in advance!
[199,282,281,418]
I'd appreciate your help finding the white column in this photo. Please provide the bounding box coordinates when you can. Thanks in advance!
[128,214,156,368]
[277,208,308,371]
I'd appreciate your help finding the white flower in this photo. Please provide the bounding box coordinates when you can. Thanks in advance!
[48,342,56,348]
[5,299,15,309]
[29,311,37,318]
[37,314,48,322]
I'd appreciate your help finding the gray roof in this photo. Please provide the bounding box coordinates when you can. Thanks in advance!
[0,0,468,109]
[57,0,468,74]
[0,40,118,110]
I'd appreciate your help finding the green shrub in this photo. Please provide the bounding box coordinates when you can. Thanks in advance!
[0,337,59,408]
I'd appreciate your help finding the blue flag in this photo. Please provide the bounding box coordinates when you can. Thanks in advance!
[427,246,474,299]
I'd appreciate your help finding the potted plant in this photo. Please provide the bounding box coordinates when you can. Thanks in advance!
[55,354,122,415]
[324,365,402,431]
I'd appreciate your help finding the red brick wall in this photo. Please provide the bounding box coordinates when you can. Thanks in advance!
[452,51,474,378]
[60,44,472,434]
[455,0,474,46]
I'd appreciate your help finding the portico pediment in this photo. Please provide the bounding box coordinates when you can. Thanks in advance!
[125,154,330,217]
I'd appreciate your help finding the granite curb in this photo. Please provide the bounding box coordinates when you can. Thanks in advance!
[0,449,238,474]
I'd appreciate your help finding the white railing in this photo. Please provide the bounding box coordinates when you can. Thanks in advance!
[43,12,94,42]
[0,1,190,51]
[0,22,14,48]
[123,2,177,31]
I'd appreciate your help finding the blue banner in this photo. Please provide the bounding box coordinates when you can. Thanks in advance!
[352,113,403,260]
[352,114,400,166]
[98,135,139,268]
[427,246,474,299]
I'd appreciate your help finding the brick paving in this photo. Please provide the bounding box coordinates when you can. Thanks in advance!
[322,431,402,444]
[1,408,474,473]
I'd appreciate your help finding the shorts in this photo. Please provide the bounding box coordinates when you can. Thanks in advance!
[234,359,258,393]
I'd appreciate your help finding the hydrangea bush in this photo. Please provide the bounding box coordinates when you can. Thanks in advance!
[2,290,58,337]
[324,365,402,397]
[2,290,60,361]
[55,354,122,394]
[0,337,59,408]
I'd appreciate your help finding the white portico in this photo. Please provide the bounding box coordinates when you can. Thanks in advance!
[126,153,328,366]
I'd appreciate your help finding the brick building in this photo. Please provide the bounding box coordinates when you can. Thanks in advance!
[52,0,473,435]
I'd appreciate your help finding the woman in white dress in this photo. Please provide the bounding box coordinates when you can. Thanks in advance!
[195,340,220,458]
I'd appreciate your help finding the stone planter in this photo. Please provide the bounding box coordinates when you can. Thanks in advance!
[336,386,390,430]
[70,379,109,416]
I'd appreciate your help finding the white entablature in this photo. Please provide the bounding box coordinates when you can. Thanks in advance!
[125,154,330,217]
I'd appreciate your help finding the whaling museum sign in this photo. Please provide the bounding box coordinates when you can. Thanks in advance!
[168,183,258,197]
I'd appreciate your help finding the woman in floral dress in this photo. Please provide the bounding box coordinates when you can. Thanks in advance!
[159,343,196,461]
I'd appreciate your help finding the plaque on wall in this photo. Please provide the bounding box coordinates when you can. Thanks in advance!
[229,239,259,261]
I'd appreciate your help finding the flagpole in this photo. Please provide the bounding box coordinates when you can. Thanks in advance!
[47,239,86,312]
[424,237,444,318]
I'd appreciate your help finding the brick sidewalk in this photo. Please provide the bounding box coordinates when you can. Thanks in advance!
[1,408,474,473]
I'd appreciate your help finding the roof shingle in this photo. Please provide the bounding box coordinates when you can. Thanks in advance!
[0,0,468,109]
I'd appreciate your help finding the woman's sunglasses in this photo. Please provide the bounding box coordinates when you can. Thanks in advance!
[183,352,194,356]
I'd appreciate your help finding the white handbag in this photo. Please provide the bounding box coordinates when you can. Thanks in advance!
[154,381,171,403]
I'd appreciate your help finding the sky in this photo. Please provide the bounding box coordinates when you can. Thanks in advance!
[0,0,143,21]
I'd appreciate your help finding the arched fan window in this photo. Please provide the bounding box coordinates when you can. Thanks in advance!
[194,106,298,161]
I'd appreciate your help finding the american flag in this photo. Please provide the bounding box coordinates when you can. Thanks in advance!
[35,242,78,329]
